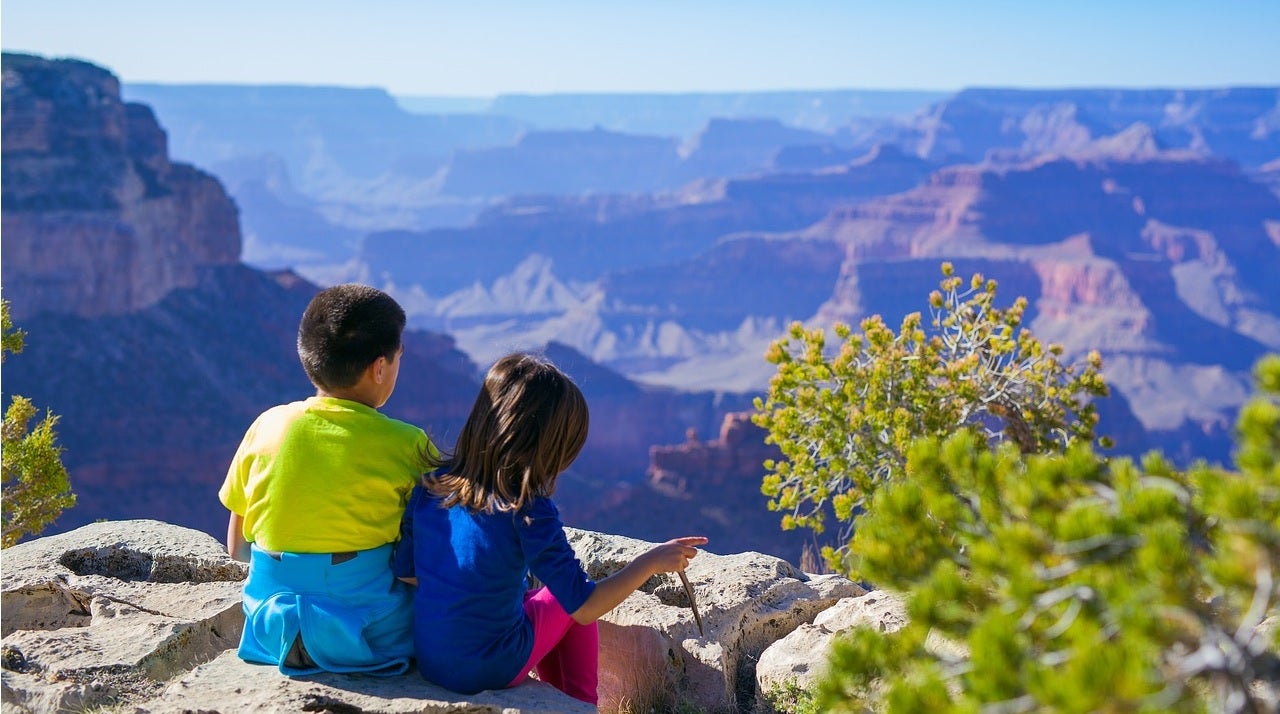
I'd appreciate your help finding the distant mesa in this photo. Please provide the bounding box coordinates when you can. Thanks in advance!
[909,87,1280,169]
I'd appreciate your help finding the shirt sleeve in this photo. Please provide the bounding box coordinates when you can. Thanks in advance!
[218,417,260,515]
[517,498,596,615]
[391,485,421,580]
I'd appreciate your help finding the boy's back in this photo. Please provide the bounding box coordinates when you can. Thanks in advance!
[219,283,431,676]
[221,395,429,553]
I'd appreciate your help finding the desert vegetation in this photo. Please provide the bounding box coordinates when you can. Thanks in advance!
[755,263,1110,573]
[2,299,75,547]
[755,266,1280,712]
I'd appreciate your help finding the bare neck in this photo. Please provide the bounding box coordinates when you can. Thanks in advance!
[315,387,381,409]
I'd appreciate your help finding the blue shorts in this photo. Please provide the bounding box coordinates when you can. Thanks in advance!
[238,543,414,676]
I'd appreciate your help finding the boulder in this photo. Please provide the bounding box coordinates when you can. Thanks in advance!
[566,528,865,712]
[753,590,907,710]
[1,520,247,713]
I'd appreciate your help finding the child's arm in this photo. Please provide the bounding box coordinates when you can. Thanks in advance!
[570,536,707,625]
[226,513,251,562]
[392,484,421,586]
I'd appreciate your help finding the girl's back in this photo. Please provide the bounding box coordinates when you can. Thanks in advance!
[395,485,595,694]
[395,353,704,705]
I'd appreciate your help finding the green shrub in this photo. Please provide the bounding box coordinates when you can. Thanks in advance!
[2,300,75,547]
[754,264,1108,573]
[814,356,1280,711]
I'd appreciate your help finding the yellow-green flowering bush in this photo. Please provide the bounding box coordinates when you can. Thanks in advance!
[2,300,75,547]
[815,355,1280,712]
[754,263,1108,572]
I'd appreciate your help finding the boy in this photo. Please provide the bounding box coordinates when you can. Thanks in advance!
[219,283,433,676]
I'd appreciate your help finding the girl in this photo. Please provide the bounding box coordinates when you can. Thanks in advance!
[393,352,705,705]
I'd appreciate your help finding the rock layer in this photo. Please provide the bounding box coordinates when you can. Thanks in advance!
[1,53,240,321]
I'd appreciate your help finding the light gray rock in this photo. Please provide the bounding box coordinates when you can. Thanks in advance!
[566,528,866,713]
[2,520,594,714]
[4,521,860,713]
[132,650,594,714]
[753,590,907,711]
[1,520,247,713]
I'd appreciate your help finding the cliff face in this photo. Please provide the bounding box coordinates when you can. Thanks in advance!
[1,53,241,321]
[0,54,757,546]
[0,54,479,539]
[801,152,1280,460]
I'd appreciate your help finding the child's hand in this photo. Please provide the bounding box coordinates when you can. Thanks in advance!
[642,536,708,575]
[572,536,710,625]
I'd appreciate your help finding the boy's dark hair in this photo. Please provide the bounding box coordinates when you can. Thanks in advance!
[297,284,406,391]
[427,353,589,513]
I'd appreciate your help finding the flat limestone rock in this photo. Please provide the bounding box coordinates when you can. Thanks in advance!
[1,521,597,713]
[131,650,595,714]
[4,520,862,712]
[1,520,247,713]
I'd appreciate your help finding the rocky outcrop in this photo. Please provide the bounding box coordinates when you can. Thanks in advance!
[567,528,864,712]
[0,521,591,714]
[646,413,779,498]
[1,521,246,713]
[1,53,240,321]
[754,591,909,706]
[1,520,865,713]
[139,651,592,714]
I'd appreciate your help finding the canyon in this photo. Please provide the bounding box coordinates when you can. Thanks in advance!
[3,52,1278,565]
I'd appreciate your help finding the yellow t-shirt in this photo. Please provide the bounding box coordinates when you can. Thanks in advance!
[219,396,434,553]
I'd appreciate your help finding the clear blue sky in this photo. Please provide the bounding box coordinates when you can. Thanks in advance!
[3,0,1278,96]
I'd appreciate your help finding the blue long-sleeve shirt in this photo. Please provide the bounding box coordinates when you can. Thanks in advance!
[392,485,596,694]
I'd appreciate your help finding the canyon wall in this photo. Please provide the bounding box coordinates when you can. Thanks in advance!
[1,54,240,321]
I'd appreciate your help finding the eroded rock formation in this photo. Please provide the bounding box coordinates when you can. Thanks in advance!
[1,53,241,321]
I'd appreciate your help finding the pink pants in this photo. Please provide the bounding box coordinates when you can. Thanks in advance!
[507,587,599,705]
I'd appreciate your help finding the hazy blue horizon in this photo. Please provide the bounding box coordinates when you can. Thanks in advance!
[4,1,1278,96]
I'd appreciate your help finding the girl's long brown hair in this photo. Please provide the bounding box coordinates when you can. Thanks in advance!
[426,353,589,513]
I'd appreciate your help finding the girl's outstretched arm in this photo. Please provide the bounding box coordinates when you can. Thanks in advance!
[570,536,708,625]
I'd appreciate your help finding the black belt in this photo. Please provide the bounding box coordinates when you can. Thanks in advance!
[262,550,357,565]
